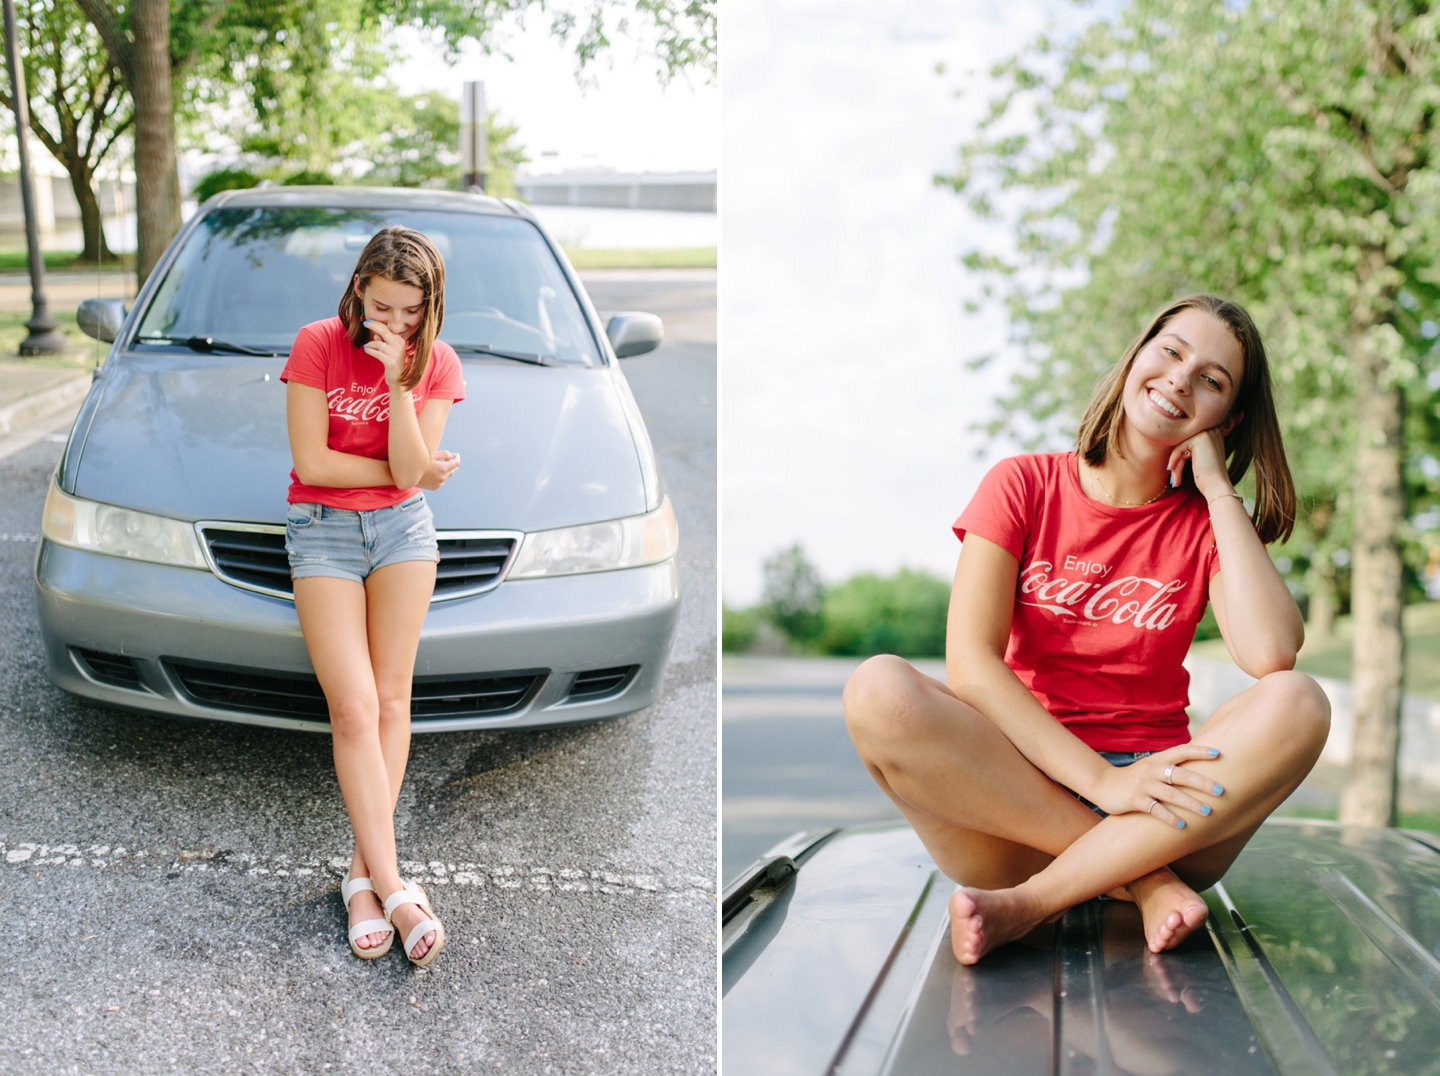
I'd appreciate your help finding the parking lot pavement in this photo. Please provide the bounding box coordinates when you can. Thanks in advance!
[0,270,716,1075]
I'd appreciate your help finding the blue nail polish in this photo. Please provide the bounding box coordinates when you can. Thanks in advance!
[1213,784,1224,795]
[1208,748,1219,757]
[1200,805,1211,816]
[1177,820,1186,829]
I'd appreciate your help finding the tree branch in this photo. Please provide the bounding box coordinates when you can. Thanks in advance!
[73,0,134,86]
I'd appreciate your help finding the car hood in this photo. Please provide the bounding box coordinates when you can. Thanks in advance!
[70,352,647,529]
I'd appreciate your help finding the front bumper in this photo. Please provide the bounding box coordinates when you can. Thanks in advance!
[34,539,680,733]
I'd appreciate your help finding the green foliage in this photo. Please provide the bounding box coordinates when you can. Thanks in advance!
[760,544,825,646]
[730,550,951,658]
[386,0,716,83]
[945,0,1440,607]
[819,569,950,658]
[0,0,131,261]
[191,167,262,203]
[722,604,760,654]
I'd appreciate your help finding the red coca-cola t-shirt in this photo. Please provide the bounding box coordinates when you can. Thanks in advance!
[280,317,465,510]
[954,451,1222,752]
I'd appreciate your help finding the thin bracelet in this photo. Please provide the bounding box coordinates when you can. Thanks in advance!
[1207,491,1244,508]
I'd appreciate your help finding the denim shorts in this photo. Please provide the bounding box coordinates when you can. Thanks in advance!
[1069,750,1153,818]
[285,492,440,585]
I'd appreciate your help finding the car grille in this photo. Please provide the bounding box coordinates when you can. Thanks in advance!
[566,666,638,701]
[196,524,520,600]
[166,659,544,720]
[73,648,144,690]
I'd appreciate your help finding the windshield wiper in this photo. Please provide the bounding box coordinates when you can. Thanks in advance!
[137,335,280,357]
[449,342,554,366]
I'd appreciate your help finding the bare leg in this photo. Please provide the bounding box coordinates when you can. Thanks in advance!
[295,561,435,956]
[845,656,1328,963]
[944,672,1329,962]
[355,560,436,959]
[845,657,1206,950]
[294,577,394,950]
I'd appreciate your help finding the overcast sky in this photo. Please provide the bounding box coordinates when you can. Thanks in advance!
[721,0,1094,606]
[388,18,718,175]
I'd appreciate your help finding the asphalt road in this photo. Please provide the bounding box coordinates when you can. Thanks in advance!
[721,657,913,886]
[0,269,716,1075]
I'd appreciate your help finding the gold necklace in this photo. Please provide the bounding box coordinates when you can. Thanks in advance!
[1084,463,1169,506]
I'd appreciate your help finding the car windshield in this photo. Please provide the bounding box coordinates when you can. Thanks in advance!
[134,206,600,365]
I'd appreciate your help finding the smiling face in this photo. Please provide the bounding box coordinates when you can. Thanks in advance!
[354,274,426,341]
[1120,307,1245,448]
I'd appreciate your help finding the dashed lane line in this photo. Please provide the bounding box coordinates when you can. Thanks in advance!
[1,841,712,896]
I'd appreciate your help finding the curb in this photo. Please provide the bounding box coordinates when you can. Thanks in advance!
[0,371,92,438]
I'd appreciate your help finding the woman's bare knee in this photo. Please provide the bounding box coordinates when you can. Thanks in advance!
[843,654,925,739]
[329,695,379,740]
[1254,669,1330,754]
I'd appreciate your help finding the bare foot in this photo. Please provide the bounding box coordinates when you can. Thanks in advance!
[347,887,392,951]
[1128,868,1208,953]
[949,886,1046,965]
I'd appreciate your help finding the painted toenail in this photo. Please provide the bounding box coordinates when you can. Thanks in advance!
[1200,805,1211,815]
[1213,784,1224,794]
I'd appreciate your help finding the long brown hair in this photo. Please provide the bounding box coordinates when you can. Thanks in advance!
[1076,294,1296,545]
[338,226,446,392]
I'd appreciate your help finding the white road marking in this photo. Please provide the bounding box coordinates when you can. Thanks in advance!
[0,841,711,896]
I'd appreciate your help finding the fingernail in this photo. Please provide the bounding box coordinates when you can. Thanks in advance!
[1213,784,1224,795]
[1200,805,1211,816]
[1208,748,1219,757]
[1176,820,1186,829]
[1168,473,1175,488]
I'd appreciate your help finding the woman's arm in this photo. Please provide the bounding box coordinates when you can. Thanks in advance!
[946,535,1114,796]
[287,381,395,488]
[1171,431,1303,677]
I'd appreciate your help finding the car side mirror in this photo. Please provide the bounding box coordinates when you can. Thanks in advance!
[77,298,127,343]
[605,312,663,358]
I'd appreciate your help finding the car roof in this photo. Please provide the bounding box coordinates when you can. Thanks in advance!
[723,820,1440,1075]
[210,185,526,217]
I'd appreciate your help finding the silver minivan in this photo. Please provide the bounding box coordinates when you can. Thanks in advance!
[35,186,680,733]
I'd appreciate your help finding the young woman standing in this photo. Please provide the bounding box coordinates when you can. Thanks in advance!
[283,226,464,965]
[844,295,1331,964]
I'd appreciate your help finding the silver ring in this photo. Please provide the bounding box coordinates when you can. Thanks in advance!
[1164,764,1176,786]
[1148,798,1160,816]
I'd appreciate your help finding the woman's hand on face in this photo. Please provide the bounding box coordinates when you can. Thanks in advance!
[1166,427,1233,501]
[362,318,409,387]
[417,450,460,491]
[1091,744,1225,829]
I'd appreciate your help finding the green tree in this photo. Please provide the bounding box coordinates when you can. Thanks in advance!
[71,0,715,282]
[0,0,131,263]
[948,0,1440,825]
[761,544,825,647]
[819,569,950,658]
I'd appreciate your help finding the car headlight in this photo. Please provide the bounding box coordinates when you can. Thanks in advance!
[508,497,678,579]
[42,481,208,570]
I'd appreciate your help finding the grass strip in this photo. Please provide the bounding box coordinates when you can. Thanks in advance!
[563,247,715,269]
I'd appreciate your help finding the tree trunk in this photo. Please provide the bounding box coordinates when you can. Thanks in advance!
[67,162,114,264]
[1338,304,1406,828]
[131,0,179,283]
[1307,557,1337,644]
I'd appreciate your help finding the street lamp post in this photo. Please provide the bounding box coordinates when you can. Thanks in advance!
[460,81,489,192]
[2,0,67,356]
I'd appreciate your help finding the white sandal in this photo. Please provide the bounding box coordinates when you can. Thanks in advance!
[383,881,445,967]
[342,874,394,959]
